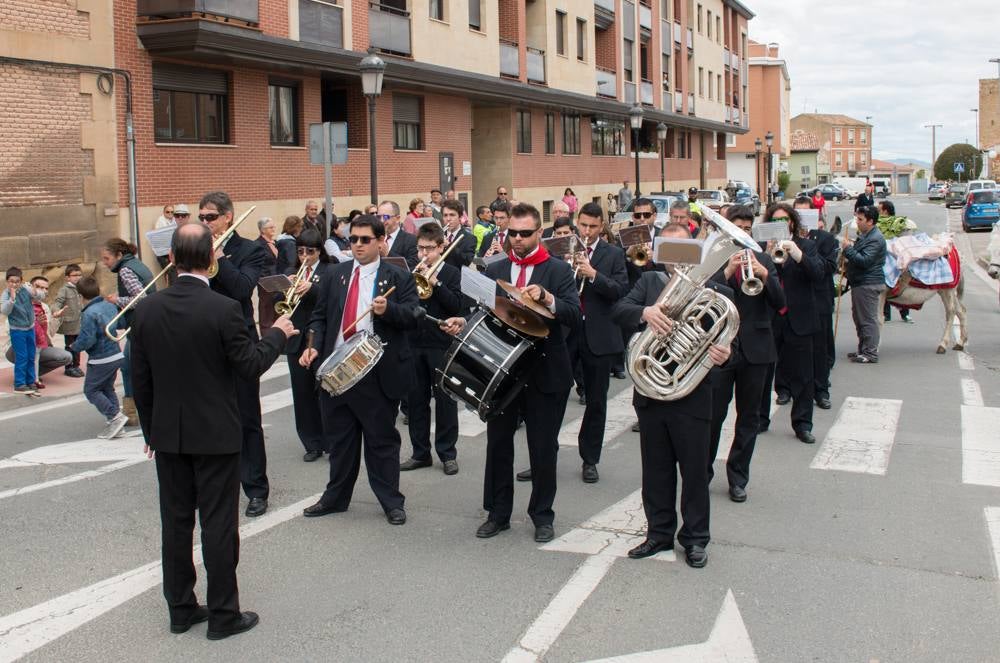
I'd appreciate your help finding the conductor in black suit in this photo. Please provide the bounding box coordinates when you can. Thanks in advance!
[708,205,785,503]
[299,214,419,525]
[440,200,476,269]
[441,203,581,544]
[378,200,419,269]
[131,223,295,640]
[199,191,272,518]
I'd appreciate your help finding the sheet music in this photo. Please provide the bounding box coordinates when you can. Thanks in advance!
[652,237,704,265]
[257,274,293,293]
[145,223,175,257]
[461,266,497,308]
[798,209,820,230]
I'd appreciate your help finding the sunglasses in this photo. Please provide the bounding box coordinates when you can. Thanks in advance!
[632,212,655,219]
[174,212,190,218]
[164,210,174,214]
[498,192,508,196]
[507,229,537,238]
[349,235,376,244]
[378,214,394,221]
[297,247,319,254]
[198,213,221,222]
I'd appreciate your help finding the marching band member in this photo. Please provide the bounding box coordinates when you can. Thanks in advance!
[708,205,785,503]
[441,203,581,543]
[275,228,331,463]
[441,200,476,269]
[480,203,511,258]
[378,201,419,269]
[199,191,272,518]
[611,222,733,568]
[299,215,419,525]
[399,223,463,475]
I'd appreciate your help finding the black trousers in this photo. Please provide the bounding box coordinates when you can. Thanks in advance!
[572,331,613,465]
[407,346,458,462]
[759,361,776,429]
[636,401,710,549]
[287,351,325,454]
[155,451,242,631]
[812,319,832,401]
[318,371,404,513]
[775,317,815,433]
[236,372,268,500]
[64,333,80,369]
[484,383,568,527]
[709,358,768,489]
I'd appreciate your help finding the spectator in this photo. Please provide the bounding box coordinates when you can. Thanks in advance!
[172,203,192,226]
[26,276,73,387]
[810,189,826,220]
[841,206,887,364]
[855,182,875,212]
[70,276,128,439]
[404,198,426,234]
[155,204,181,284]
[54,264,85,378]
[255,217,279,334]
[489,185,510,213]
[324,216,351,262]
[275,215,303,275]
[155,204,174,229]
[562,188,579,213]
[2,267,38,394]
[472,205,495,254]
[303,200,324,232]
[618,181,633,210]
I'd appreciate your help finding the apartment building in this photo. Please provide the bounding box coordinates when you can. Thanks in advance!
[980,78,999,177]
[790,113,871,180]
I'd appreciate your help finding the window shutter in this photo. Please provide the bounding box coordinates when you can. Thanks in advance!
[393,94,421,123]
[152,63,228,95]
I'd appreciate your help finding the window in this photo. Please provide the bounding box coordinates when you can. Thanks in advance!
[834,127,842,144]
[861,151,867,165]
[299,0,344,47]
[469,0,482,29]
[697,4,702,32]
[639,42,649,80]
[562,114,581,154]
[848,128,855,145]
[556,11,567,56]
[545,113,556,154]
[861,129,867,144]
[835,151,842,167]
[152,64,228,144]
[801,165,811,174]
[591,118,626,156]
[576,18,586,61]
[392,94,422,150]
[661,54,670,89]
[707,69,712,100]
[706,10,712,38]
[848,151,855,169]
[516,110,532,153]
[726,133,736,147]
[716,16,721,42]
[677,130,688,158]
[429,0,444,21]
[268,82,298,145]
[698,67,704,97]
[623,38,634,82]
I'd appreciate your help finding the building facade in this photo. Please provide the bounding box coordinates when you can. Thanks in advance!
[980,78,999,178]
[789,113,872,180]
[785,129,821,193]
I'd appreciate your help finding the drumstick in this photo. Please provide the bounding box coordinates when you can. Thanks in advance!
[342,285,396,336]
[305,329,315,353]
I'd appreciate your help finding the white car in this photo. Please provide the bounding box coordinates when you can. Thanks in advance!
[967,179,997,193]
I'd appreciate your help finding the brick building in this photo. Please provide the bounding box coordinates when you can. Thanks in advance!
[979,78,999,177]
[789,113,872,180]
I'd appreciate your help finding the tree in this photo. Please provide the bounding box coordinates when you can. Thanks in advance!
[916,169,926,179]
[777,171,790,194]
[934,143,982,182]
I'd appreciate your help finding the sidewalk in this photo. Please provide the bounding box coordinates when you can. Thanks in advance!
[0,335,120,410]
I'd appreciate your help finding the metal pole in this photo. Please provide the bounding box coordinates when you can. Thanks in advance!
[633,128,641,197]
[925,123,942,181]
[659,138,665,192]
[766,147,773,204]
[322,122,333,242]
[755,151,761,200]
[368,96,378,205]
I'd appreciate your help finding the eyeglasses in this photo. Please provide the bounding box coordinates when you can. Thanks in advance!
[378,214,394,222]
[198,213,221,222]
[770,214,789,221]
[417,244,440,251]
[296,247,319,255]
[632,212,655,219]
[507,229,537,238]
[349,235,376,245]
[164,209,174,214]
[174,212,190,218]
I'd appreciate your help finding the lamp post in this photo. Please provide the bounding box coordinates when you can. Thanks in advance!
[865,115,873,181]
[765,130,774,204]
[656,122,667,193]
[754,137,762,201]
[360,47,386,205]
[630,103,644,197]
[924,123,942,182]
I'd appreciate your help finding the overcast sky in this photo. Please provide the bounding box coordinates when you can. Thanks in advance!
[746,0,999,163]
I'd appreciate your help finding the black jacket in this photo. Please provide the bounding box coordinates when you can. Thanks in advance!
[725,251,785,365]
[254,236,277,278]
[275,237,297,276]
[776,237,824,336]
[579,240,629,355]
[387,229,419,269]
[212,232,269,330]
[410,262,463,349]
[443,227,476,270]
[809,228,839,315]
[307,259,419,401]
[276,260,332,356]
[854,193,875,211]
[843,226,886,287]
[131,276,285,454]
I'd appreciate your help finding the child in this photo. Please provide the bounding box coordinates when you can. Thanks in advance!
[26,276,72,388]
[55,264,85,377]
[2,267,38,394]
[70,276,128,439]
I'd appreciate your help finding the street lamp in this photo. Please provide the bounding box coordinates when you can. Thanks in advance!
[765,130,774,204]
[656,122,667,193]
[971,108,979,150]
[629,104,644,197]
[754,137,762,201]
[360,47,386,205]
[865,115,873,181]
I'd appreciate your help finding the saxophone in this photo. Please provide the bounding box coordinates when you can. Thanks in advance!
[626,203,760,400]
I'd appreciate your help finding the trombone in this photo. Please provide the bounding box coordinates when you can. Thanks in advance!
[103,205,257,342]
[739,249,763,296]
[414,234,463,300]
[274,260,309,317]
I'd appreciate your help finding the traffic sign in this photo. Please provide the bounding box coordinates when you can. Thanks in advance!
[953,162,965,174]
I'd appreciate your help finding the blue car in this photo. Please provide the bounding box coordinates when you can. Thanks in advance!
[962,190,1000,231]
[733,187,761,215]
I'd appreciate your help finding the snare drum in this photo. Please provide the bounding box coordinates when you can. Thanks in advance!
[316,330,384,396]
[437,310,540,421]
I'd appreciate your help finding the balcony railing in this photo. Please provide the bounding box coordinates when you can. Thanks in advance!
[742,112,749,129]
[500,39,519,78]
[594,0,615,12]
[624,81,636,104]
[733,108,741,124]
[725,106,731,123]
[594,0,615,29]
[596,67,617,98]
[673,21,681,45]
[640,80,653,105]
[662,90,671,109]
[724,48,730,68]
[527,47,546,83]
[686,27,693,50]
[638,3,652,30]
[369,2,411,55]
[137,0,259,23]
[688,92,694,115]
[674,90,682,112]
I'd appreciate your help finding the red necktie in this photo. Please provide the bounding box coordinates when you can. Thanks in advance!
[516,263,527,288]
[305,265,312,281]
[341,266,360,339]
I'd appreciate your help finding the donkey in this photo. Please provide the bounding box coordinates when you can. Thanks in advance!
[880,273,967,354]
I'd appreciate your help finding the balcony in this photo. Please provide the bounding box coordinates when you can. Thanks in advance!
[724,48,730,68]
[624,81,636,104]
[674,90,682,112]
[687,92,694,115]
[500,39,519,78]
[596,67,617,98]
[640,80,653,105]
[137,0,258,23]
[662,90,670,109]
[369,2,411,56]
[527,47,546,84]
[594,0,615,30]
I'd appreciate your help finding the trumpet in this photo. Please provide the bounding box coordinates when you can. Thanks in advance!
[626,242,651,267]
[275,260,310,316]
[103,205,256,342]
[769,240,788,264]
[414,234,464,300]
[739,249,763,296]
[566,236,588,294]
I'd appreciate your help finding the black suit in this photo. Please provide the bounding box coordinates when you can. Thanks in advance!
[443,227,476,269]
[570,239,628,466]
[810,228,838,401]
[611,271,734,550]
[482,255,581,527]
[211,232,271,500]
[407,262,462,462]
[276,237,297,276]
[131,275,284,632]
[709,252,785,490]
[306,259,418,513]
[387,228,419,269]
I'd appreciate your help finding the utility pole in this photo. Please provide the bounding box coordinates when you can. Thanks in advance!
[924,123,942,182]
[865,115,873,182]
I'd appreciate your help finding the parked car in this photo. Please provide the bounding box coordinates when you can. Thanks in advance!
[694,189,729,212]
[945,183,968,207]
[967,179,998,193]
[828,183,854,199]
[962,190,1000,232]
[612,194,680,229]
[732,187,761,215]
[928,182,947,200]
[796,184,847,201]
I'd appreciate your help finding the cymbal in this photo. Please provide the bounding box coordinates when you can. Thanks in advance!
[496,279,555,319]
[493,297,550,338]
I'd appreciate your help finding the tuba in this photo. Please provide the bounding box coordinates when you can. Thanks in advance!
[626,202,760,401]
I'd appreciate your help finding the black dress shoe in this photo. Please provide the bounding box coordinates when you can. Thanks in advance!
[386,508,406,525]
[400,457,432,471]
[516,468,532,482]
[476,520,510,538]
[758,422,769,433]
[303,501,346,518]
[627,539,673,559]
[578,394,586,405]
[402,415,409,425]
[815,397,832,410]
[775,393,791,405]
[685,545,708,568]
[170,606,209,634]
[534,524,555,543]
[303,450,322,462]
[796,430,816,444]
[612,370,627,380]
[442,459,459,475]
[245,498,267,517]
[582,463,599,483]
[729,485,747,503]
[631,421,641,432]
[206,611,259,641]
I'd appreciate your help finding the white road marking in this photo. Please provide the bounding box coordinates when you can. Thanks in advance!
[582,589,757,663]
[961,405,1000,487]
[0,494,321,662]
[958,352,975,371]
[810,397,902,475]
[986,507,1000,582]
[558,389,635,448]
[962,378,985,407]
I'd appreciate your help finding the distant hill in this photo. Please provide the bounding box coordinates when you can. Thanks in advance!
[886,158,931,168]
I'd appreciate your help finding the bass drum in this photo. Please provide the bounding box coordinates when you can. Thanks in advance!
[438,310,540,422]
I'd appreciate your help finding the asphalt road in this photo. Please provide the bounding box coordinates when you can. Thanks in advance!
[2,195,1000,662]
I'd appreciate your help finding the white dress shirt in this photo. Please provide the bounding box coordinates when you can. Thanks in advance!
[385,229,400,252]
[335,258,381,349]
[509,246,558,314]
